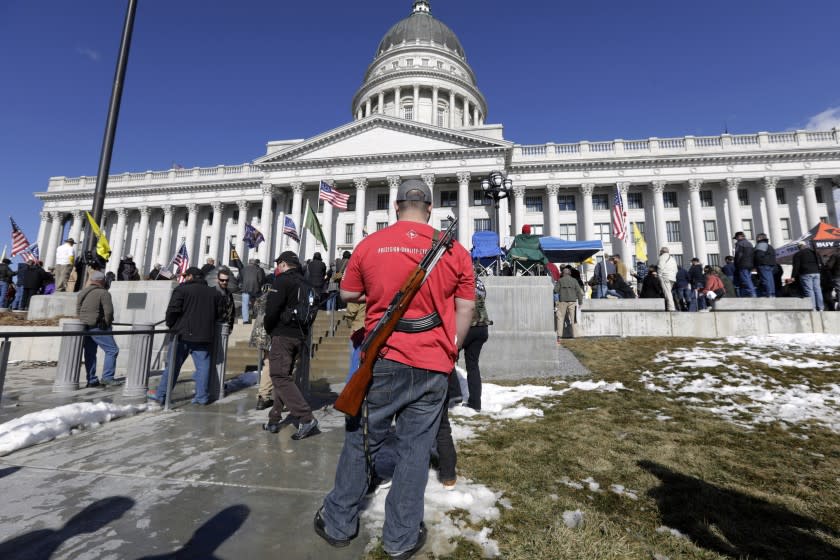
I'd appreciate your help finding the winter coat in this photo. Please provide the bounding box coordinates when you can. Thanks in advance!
[22,266,47,290]
[555,275,583,303]
[248,289,273,351]
[240,264,265,296]
[657,254,677,283]
[265,267,307,339]
[77,285,114,328]
[754,241,777,266]
[688,264,705,289]
[734,239,755,269]
[608,275,636,298]
[165,278,222,343]
[675,267,690,290]
[0,263,15,283]
[216,285,235,330]
[14,263,28,286]
[305,258,328,292]
[792,247,821,278]
[700,274,725,297]
[824,253,840,277]
[640,274,665,298]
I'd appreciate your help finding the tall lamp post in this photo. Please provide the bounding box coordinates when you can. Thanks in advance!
[481,171,513,273]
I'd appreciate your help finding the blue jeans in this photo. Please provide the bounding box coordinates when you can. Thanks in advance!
[799,273,824,311]
[156,340,212,404]
[738,268,756,297]
[757,265,775,297]
[0,281,8,307]
[11,286,23,310]
[593,283,607,299]
[321,359,447,555]
[82,327,119,383]
[345,340,362,383]
[326,292,338,311]
[674,287,691,311]
[241,292,251,322]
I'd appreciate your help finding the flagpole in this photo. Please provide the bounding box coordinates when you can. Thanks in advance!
[299,201,309,259]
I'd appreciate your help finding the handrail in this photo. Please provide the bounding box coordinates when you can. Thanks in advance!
[0,329,171,338]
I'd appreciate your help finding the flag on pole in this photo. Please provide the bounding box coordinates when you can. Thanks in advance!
[18,243,39,264]
[612,186,628,242]
[304,201,328,251]
[172,242,189,281]
[85,211,112,261]
[633,222,647,262]
[282,216,299,242]
[229,242,244,269]
[318,180,350,210]
[10,217,30,258]
[0,245,6,261]
[243,223,265,249]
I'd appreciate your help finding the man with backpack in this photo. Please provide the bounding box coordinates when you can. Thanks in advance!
[754,233,777,297]
[263,250,319,440]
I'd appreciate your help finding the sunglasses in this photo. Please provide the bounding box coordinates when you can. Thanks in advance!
[218,278,229,283]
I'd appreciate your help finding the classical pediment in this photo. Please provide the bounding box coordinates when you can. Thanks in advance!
[254,115,510,165]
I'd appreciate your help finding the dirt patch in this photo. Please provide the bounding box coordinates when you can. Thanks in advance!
[0,313,68,327]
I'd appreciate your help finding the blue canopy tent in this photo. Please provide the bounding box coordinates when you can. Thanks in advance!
[538,237,603,263]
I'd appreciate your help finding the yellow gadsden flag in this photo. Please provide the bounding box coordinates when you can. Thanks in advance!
[85,211,111,261]
[633,222,647,262]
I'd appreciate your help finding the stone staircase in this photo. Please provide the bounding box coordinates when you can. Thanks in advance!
[225,312,351,386]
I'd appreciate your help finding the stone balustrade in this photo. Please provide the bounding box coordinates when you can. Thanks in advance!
[47,163,259,191]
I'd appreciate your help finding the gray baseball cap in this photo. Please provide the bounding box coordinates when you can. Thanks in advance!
[396,179,432,203]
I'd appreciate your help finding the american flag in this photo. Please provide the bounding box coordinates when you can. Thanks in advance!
[319,180,350,210]
[18,243,39,264]
[10,217,30,257]
[283,216,299,242]
[172,242,189,281]
[612,186,628,242]
[243,223,265,249]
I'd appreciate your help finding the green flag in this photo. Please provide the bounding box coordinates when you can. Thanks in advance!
[304,201,328,251]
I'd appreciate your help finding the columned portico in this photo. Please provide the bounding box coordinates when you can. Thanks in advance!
[615,182,631,265]
[109,208,128,273]
[209,202,224,264]
[802,175,820,229]
[36,211,50,259]
[235,201,249,258]
[687,179,706,264]
[136,207,150,270]
[184,204,199,267]
[763,176,783,245]
[353,177,368,245]
[512,186,526,235]
[387,175,400,224]
[457,172,471,246]
[260,183,275,262]
[546,184,560,237]
[726,177,742,240]
[290,182,304,251]
[69,210,83,246]
[47,211,64,268]
[158,205,174,266]
[320,180,334,253]
[650,181,667,251]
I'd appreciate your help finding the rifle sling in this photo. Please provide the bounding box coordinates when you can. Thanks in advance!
[395,312,441,333]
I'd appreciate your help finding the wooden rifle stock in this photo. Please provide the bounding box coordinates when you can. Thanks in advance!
[333,219,457,416]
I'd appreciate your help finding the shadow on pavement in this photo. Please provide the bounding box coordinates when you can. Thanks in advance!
[137,504,250,560]
[0,466,20,479]
[638,460,840,560]
[0,496,134,560]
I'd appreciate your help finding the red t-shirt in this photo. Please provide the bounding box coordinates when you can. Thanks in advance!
[341,220,474,374]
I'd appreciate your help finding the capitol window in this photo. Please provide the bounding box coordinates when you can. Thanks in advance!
[663,192,678,208]
[232,210,239,225]
[437,61,443,69]
[440,190,457,207]
[815,187,824,203]
[775,187,786,205]
[392,61,399,69]
[376,221,388,231]
[627,192,643,209]
[738,188,750,206]
[525,195,543,212]
[347,195,356,211]
[406,58,414,67]
[558,224,577,240]
[403,104,413,120]
[376,193,389,210]
[345,224,354,245]
[595,223,610,243]
[437,103,448,127]
[440,218,457,237]
[421,58,429,66]
[592,194,609,210]
[700,190,713,207]
[704,220,717,242]
[708,254,720,266]
[473,218,491,231]
[781,218,791,240]
[558,194,576,211]
[666,221,681,242]
[741,219,753,239]
[472,189,490,206]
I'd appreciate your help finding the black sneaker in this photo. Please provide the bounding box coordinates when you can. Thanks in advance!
[262,421,281,434]
[313,507,354,547]
[387,522,427,559]
[291,418,320,440]
[85,380,101,388]
[256,396,273,410]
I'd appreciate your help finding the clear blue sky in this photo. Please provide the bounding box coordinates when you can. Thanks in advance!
[2,0,839,246]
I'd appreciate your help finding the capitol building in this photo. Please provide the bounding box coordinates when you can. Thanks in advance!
[35,0,840,274]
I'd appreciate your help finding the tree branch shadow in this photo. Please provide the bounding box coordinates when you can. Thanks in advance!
[0,496,134,560]
[136,504,250,560]
[638,460,840,560]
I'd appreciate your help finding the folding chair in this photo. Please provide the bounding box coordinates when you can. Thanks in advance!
[506,233,548,276]
[471,231,502,276]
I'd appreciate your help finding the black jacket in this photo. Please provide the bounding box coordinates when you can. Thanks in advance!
[14,263,28,286]
[640,274,664,298]
[792,248,821,278]
[687,264,705,289]
[734,239,755,269]
[165,278,222,343]
[22,266,48,290]
[305,258,327,291]
[754,241,777,266]
[609,275,636,298]
[265,268,307,339]
[0,263,15,283]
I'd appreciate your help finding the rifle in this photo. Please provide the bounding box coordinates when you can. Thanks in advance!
[333,217,458,416]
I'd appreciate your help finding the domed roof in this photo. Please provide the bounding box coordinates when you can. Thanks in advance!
[376,1,465,59]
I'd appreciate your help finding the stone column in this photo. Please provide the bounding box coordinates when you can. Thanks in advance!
[449,91,455,128]
[412,85,419,120]
[651,181,668,251]
[394,86,401,117]
[421,173,436,204]
[158,205,174,266]
[69,210,83,244]
[319,180,335,257]
[184,203,199,267]
[763,176,783,245]
[273,191,287,254]
[365,98,371,117]
[512,186,526,235]
[688,179,707,263]
[802,175,820,229]
[260,183,275,263]
[474,106,479,127]
[725,177,742,241]
[46,211,64,268]
[432,87,439,126]
[107,208,127,273]
[387,175,400,224]
[353,177,368,245]
[580,184,595,241]
[546,184,561,238]
[615,182,632,264]
[136,206,150,270]
[209,202,224,264]
[463,98,470,127]
[235,200,249,259]
[378,91,384,114]
[457,172,471,246]
[36,211,50,258]
[290,182,304,251]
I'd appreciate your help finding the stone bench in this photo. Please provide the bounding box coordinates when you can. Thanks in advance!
[582,299,666,311]
[712,298,813,311]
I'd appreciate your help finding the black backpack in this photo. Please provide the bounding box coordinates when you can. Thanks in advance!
[283,277,319,332]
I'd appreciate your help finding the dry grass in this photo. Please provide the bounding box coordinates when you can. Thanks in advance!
[367,337,840,559]
[0,313,63,327]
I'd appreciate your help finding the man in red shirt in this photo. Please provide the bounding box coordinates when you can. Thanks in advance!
[315,178,474,559]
